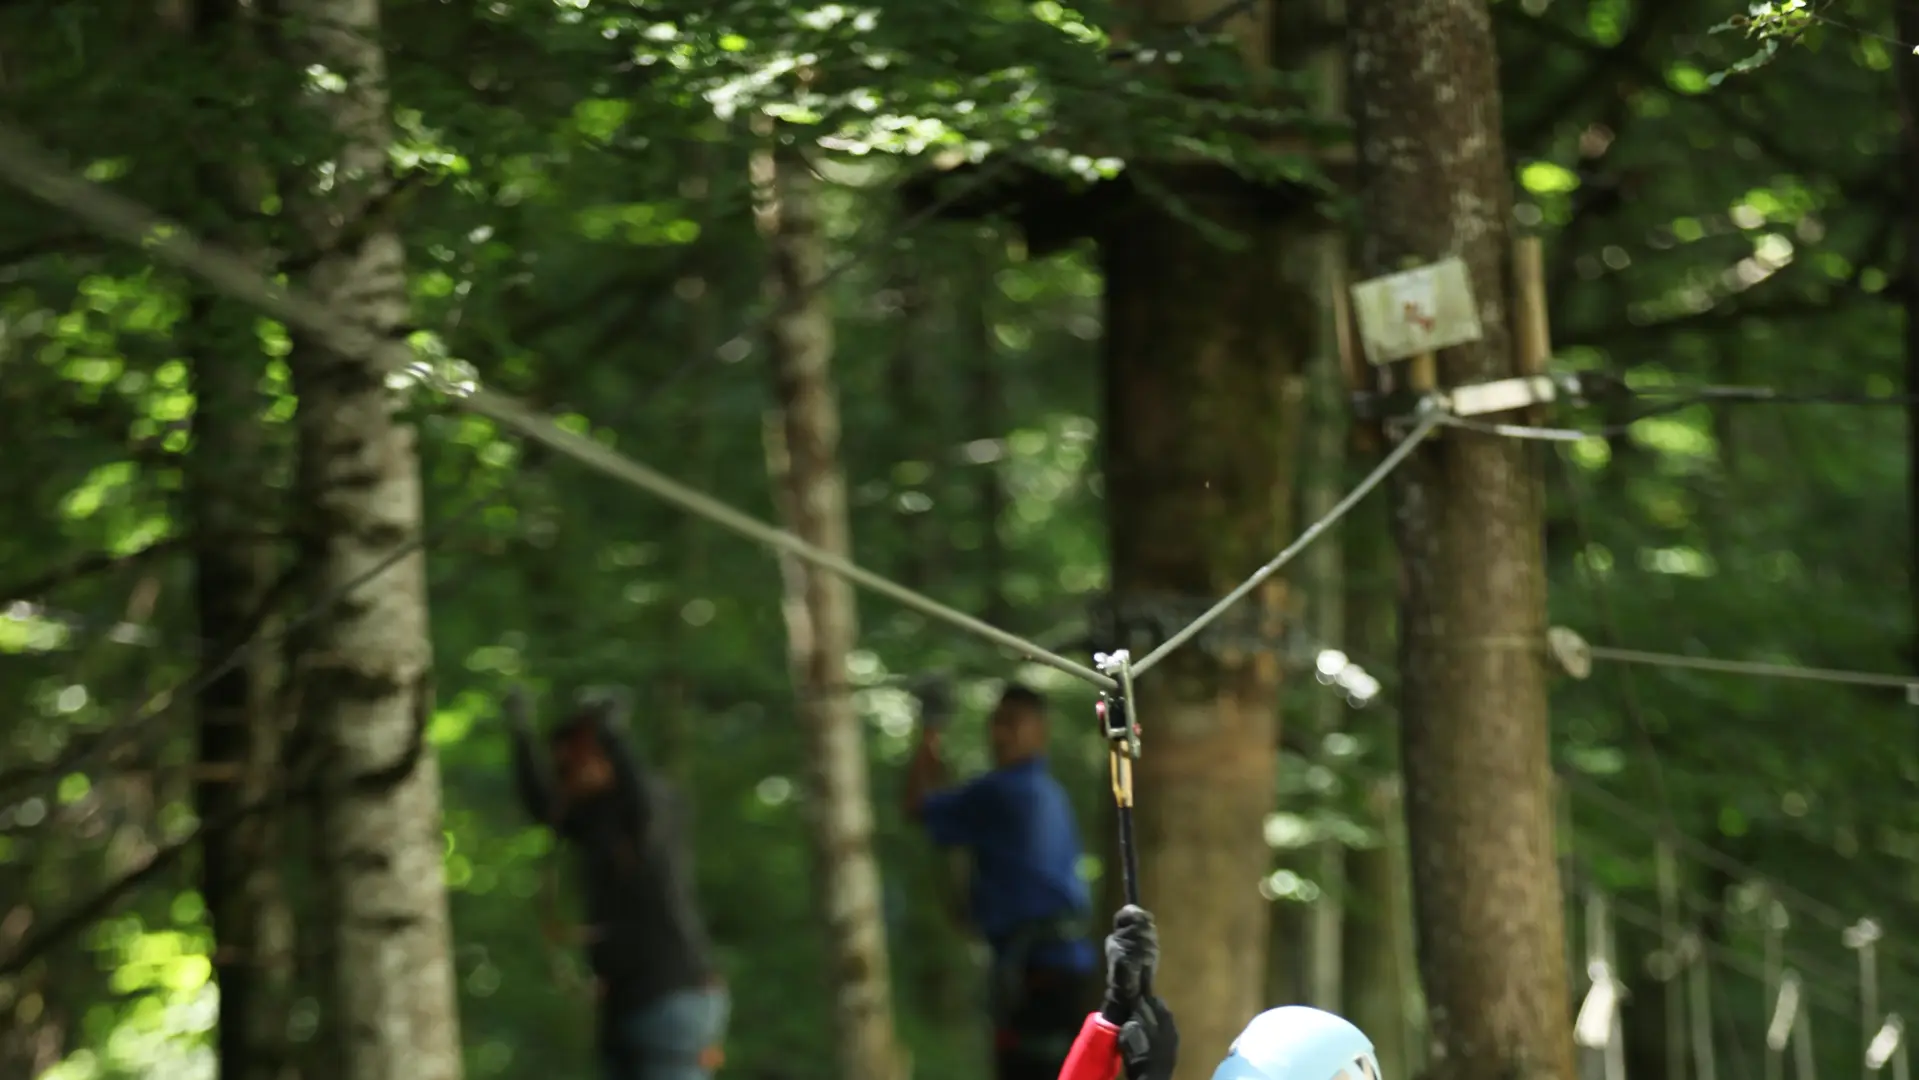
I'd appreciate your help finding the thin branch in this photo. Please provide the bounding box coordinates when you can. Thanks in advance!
[0,231,110,271]
[0,823,199,977]
[0,537,183,605]
[0,774,299,978]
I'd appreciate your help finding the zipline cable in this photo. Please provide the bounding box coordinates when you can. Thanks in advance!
[1129,406,1445,677]
[0,120,1121,694]
[1437,393,1919,693]
[1584,644,1919,692]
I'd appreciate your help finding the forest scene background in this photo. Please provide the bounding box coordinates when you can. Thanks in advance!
[3,1,1917,1080]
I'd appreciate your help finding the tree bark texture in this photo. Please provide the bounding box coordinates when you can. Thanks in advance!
[1301,230,1349,1015]
[1348,4,1576,1080]
[280,0,464,1075]
[1101,182,1312,1078]
[187,294,299,1080]
[165,5,298,1068]
[756,142,906,1080]
[1340,495,1424,1080]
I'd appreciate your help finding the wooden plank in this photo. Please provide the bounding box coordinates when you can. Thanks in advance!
[1513,235,1551,376]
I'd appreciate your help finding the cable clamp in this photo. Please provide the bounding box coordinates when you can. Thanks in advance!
[1445,374,1566,417]
[1093,651,1142,759]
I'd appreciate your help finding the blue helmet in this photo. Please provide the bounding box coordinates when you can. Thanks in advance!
[1211,1007,1381,1080]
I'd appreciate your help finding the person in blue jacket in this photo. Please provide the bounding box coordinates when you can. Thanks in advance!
[905,683,1099,1080]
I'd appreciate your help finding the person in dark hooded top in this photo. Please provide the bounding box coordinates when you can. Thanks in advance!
[504,686,727,1080]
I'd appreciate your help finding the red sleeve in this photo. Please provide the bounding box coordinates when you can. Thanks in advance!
[1057,1013,1123,1080]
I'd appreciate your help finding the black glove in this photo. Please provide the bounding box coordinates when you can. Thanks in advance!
[1101,905,1158,1023]
[1117,995,1178,1080]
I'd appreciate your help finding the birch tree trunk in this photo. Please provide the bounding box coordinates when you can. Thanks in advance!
[279,0,463,1075]
[755,140,905,1080]
[1348,4,1576,1080]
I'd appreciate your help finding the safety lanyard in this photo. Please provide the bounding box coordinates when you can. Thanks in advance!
[1093,651,1143,909]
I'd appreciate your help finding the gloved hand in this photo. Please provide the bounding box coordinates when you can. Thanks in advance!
[1101,905,1177,1080]
[1101,904,1158,1023]
[1117,995,1177,1080]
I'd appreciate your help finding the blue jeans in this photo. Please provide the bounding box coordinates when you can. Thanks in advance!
[600,985,730,1080]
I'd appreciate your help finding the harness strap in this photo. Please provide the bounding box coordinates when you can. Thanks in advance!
[991,912,1094,1025]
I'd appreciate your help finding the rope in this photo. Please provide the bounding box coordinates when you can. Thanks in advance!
[1129,406,1445,676]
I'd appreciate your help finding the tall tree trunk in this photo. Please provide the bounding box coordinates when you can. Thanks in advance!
[1340,495,1424,1080]
[1098,3,1326,1068]
[1103,166,1312,1080]
[165,1,299,1071]
[961,229,1011,628]
[1348,5,1576,1080]
[279,0,463,1075]
[756,139,905,1080]
[886,253,940,595]
[1298,0,1350,1017]
[1266,890,1308,1006]
[187,291,299,1080]
[1301,247,1349,1019]
[1103,191,1310,1073]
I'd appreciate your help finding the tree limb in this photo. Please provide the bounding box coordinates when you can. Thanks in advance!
[0,823,199,977]
[0,779,301,979]
[0,538,183,605]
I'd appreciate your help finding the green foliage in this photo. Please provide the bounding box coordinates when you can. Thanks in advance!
[4,0,1919,1077]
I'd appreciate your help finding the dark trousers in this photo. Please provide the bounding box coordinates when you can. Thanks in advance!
[994,966,1098,1080]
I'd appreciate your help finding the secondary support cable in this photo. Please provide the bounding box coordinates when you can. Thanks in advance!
[1584,643,1919,692]
[1129,406,1445,677]
[0,120,1118,693]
